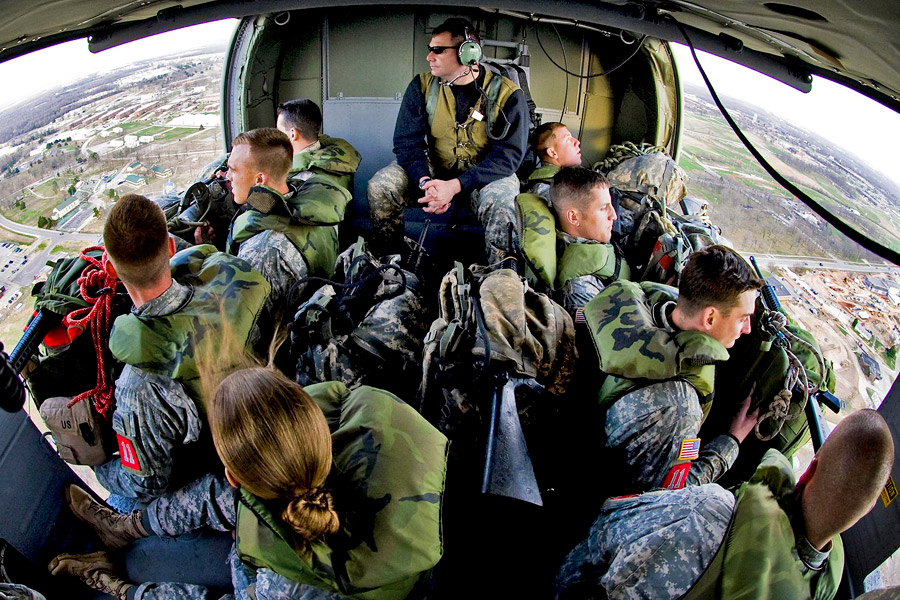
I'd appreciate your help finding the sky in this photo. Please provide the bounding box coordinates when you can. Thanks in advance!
[670,43,900,189]
[0,19,238,112]
[0,18,899,189]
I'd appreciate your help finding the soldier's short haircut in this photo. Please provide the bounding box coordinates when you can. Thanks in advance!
[677,245,763,316]
[550,166,610,214]
[801,408,894,541]
[232,128,292,181]
[533,122,566,157]
[104,194,170,288]
[432,17,480,46]
[277,99,322,142]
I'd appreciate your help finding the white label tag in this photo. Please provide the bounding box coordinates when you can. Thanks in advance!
[472,110,484,122]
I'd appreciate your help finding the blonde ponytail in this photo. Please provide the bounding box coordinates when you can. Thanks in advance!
[281,487,340,541]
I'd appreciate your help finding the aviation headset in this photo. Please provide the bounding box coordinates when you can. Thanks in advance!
[457,27,483,66]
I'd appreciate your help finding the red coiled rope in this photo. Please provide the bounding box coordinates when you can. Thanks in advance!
[66,246,121,418]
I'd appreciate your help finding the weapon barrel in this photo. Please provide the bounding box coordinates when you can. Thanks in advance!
[2,310,60,412]
[750,255,782,312]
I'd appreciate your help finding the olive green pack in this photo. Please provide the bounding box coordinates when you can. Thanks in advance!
[235,381,448,600]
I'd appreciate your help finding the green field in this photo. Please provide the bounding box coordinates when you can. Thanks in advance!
[3,194,58,226]
[154,127,197,142]
[30,178,64,199]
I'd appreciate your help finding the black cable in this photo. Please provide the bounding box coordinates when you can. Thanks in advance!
[534,22,647,79]
[551,24,569,119]
[474,68,513,141]
[674,18,900,267]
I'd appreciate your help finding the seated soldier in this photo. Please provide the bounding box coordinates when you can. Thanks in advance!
[367,17,528,263]
[556,408,894,600]
[95,194,270,504]
[585,245,762,496]
[526,122,582,201]
[275,98,361,188]
[550,167,628,318]
[52,368,448,600]
[225,127,351,334]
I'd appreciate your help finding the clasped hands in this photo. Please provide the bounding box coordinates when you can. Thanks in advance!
[418,177,462,215]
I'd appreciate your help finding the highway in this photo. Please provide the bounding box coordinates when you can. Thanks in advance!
[738,252,900,276]
[0,212,99,244]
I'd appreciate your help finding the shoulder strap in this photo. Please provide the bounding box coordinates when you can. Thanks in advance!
[424,74,440,128]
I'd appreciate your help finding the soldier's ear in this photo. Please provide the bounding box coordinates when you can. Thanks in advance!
[566,208,579,227]
[167,235,176,258]
[702,306,718,330]
[104,258,118,280]
[225,468,241,489]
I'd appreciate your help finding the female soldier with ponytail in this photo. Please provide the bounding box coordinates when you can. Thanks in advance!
[50,367,449,600]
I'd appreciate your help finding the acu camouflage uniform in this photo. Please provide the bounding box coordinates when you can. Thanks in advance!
[556,450,842,600]
[129,382,448,600]
[227,178,351,333]
[96,247,269,503]
[522,163,560,204]
[585,280,738,495]
[290,135,362,191]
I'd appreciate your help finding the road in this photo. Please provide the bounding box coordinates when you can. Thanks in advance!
[738,251,900,276]
[0,212,98,243]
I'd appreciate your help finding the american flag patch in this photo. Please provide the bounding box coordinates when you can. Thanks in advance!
[679,438,701,461]
[575,308,586,323]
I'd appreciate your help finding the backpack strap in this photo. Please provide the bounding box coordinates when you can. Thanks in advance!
[425,77,441,128]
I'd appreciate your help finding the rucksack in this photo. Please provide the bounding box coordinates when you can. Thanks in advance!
[290,237,430,403]
[706,294,835,482]
[602,148,687,208]
[418,262,575,503]
[625,195,723,286]
[26,247,131,465]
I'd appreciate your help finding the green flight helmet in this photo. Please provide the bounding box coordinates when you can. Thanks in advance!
[458,27,483,66]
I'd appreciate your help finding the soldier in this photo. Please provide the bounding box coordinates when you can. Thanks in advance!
[550,167,629,318]
[584,245,763,496]
[275,98,362,189]
[51,368,448,600]
[94,194,270,505]
[556,408,894,600]
[225,127,351,334]
[525,122,582,201]
[367,17,529,263]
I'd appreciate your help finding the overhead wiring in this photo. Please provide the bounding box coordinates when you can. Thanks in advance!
[673,17,900,267]
[533,19,648,79]
[550,24,570,118]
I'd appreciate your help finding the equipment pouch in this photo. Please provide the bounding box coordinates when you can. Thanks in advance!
[39,396,114,466]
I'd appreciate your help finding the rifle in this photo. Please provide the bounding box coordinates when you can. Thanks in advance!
[746,255,834,441]
[1,309,62,412]
[403,219,431,274]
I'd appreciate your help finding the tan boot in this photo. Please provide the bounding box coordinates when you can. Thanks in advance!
[48,551,133,600]
[66,485,149,549]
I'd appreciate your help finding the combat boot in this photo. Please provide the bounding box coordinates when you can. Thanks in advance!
[67,485,149,549]
[48,551,133,600]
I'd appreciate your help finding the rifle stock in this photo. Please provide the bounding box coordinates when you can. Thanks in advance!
[481,375,543,506]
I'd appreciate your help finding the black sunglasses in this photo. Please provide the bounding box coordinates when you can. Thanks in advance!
[427,45,458,54]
